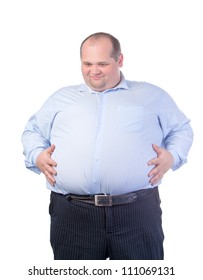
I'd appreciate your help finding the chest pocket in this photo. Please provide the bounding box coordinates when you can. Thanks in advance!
[117,105,144,132]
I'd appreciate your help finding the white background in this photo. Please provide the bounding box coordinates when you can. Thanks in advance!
[0,0,202,279]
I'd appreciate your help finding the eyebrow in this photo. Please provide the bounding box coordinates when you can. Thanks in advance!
[82,61,109,64]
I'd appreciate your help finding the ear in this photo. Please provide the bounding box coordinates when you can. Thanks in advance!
[118,53,123,67]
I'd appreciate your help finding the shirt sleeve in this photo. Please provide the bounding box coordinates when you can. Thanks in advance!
[21,98,54,174]
[158,92,194,170]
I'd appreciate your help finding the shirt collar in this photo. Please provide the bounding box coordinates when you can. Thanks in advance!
[78,72,129,94]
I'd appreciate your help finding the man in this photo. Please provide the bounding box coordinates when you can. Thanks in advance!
[21,32,193,260]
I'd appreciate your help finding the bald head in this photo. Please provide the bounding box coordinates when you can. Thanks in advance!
[80,32,121,61]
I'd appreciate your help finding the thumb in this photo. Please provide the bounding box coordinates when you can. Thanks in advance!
[152,143,161,154]
[47,144,55,154]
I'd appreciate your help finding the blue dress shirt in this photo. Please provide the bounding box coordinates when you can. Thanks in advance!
[21,74,193,195]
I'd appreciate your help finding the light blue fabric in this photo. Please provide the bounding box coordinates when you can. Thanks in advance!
[21,74,193,195]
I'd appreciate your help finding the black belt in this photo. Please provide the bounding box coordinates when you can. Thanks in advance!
[65,187,156,207]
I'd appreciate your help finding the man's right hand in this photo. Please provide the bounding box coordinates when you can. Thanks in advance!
[36,144,57,186]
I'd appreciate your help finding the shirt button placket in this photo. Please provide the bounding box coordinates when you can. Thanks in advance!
[92,93,105,192]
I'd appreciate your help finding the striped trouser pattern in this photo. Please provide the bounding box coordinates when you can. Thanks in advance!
[49,187,164,260]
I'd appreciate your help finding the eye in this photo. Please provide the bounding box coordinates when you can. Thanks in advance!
[83,62,92,67]
[98,63,108,67]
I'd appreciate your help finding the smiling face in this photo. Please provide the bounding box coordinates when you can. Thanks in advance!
[81,37,123,92]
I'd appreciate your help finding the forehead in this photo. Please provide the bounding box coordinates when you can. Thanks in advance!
[81,37,113,60]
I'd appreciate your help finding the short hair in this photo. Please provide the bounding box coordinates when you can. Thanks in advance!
[80,32,121,61]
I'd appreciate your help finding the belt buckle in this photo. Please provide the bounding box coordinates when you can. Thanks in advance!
[95,195,112,206]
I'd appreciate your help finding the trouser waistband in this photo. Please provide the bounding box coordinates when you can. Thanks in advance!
[65,187,157,207]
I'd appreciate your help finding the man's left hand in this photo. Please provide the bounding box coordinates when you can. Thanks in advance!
[147,144,174,185]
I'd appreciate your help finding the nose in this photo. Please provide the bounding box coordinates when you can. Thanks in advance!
[91,65,100,75]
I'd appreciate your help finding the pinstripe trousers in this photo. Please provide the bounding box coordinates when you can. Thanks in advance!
[49,187,164,260]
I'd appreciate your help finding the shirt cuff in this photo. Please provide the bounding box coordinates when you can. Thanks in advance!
[25,149,44,174]
[168,150,186,171]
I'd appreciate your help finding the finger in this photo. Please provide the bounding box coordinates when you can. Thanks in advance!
[148,158,159,166]
[46,165,57,175]
[51,159,57,167]
[47,158,57,167]
[47,177,55,186]
[44,171,56,185]
[149,173,163,185]
[148,166,160,177]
